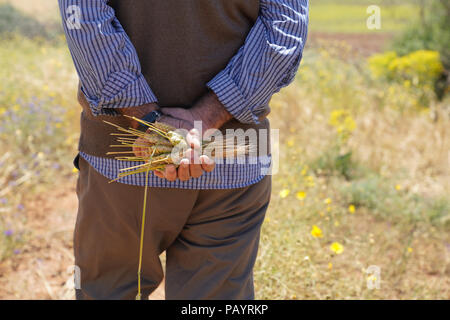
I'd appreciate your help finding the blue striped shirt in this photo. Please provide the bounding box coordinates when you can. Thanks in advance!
[59,0,309,189]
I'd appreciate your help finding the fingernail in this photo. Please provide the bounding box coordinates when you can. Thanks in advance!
[201,155,211,165]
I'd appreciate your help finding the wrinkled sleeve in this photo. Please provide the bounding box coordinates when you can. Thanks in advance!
[207,0,309,124]
[58,0,157,116]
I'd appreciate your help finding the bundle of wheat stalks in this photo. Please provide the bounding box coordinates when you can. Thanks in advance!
[104,115,254,181]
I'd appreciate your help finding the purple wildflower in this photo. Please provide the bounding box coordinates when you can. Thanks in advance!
[52,163,61,170]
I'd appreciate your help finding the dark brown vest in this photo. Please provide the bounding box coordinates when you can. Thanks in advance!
[78,0,270,158]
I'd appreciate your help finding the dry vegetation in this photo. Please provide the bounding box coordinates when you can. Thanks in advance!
[0,1,448,299]
[257,47,449,298]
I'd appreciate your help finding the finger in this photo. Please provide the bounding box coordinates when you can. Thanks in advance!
[159,115,192,131]
[178,159,191,181]
[164,164,177,182]
[189,164,203,178]
[200,155,215,172]
[154,170,165,179]
[132,146,142,157]
[186,128,201,150]
[133,137,150,157]
[158,115,182,129]
[186,149,203,178]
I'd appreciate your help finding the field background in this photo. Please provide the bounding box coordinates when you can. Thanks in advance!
[0,0,449,299]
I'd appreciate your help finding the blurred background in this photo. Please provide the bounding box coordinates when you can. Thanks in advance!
[0,0,448,299]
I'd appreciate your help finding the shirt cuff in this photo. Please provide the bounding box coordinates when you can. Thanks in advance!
[88,73,158,116]
[206,70,259,124]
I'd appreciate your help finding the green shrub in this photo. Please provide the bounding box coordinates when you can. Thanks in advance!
[339,175,450,228]
[369,50,444,87]
[392,1,449,66]
[390,0,449,99]
[311,146,358,181]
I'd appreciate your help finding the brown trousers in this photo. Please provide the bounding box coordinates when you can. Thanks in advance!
[74,155,271,300]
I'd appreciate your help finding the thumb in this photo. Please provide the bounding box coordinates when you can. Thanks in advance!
[159,115,192,131]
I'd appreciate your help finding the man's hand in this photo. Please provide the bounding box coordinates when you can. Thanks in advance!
[138,91,232,182]
[159,91,233,131]
[153,128,215,181]
[133,126,215,182]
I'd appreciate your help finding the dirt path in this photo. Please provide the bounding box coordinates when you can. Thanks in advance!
[309,32,394,56]
[0,179,164,300]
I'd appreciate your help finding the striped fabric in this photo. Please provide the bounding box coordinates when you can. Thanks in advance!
[59,0,309,189]
[80,152,272,189]
[59,0,158,116]
[207,0,309,124]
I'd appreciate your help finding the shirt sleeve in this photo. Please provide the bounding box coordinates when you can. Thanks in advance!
[206,0,309,124]
[58,0,157,116]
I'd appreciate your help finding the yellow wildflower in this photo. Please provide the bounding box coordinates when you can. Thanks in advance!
[328,109,356,138]
[395,184,402,191]
[348,204,356,214]
[296,191,306,200]
[305,175,315,187]
[324,198,332,205]
[330,242,344,254]
[279,189,290,198]
[328,262,333,270]
[301,165,309,176]
[310,225,323,238]
[407,247,413,253]
[287,139,294,147]
[403,80,411,88]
